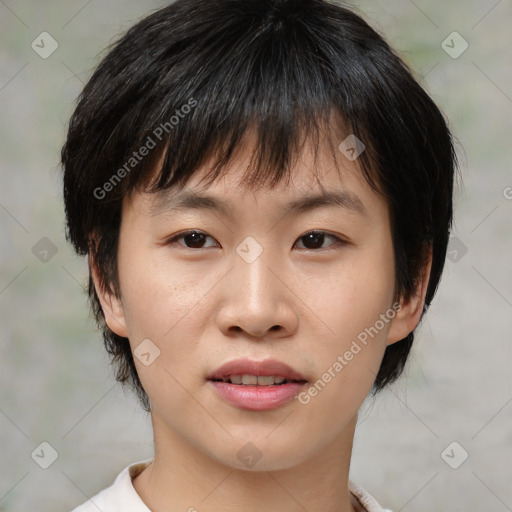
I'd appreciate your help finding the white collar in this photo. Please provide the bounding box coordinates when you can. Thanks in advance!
[73,459,392,512]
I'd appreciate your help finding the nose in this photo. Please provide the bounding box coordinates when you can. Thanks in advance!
[215,243,299,340]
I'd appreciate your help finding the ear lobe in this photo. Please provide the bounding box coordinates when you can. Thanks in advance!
[387,247,433,346]
[88,253,128,338]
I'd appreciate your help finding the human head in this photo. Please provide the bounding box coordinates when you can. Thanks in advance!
[61,0,456,412]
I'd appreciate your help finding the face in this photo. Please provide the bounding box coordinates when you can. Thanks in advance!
[94,131,426,472]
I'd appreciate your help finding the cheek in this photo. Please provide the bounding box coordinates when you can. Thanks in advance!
[309,248,395,342]
[300,242,396,400]
[116,249,218,384]
[117,247,205,337]
[115,253,208,411]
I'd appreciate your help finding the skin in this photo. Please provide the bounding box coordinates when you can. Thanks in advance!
[91,129,431,512]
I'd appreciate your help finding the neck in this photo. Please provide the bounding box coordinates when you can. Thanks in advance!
[133,414,360,512]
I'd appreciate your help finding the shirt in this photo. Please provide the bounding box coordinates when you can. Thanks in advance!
[70,460,393,512]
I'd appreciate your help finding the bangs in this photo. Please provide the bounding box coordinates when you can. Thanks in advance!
[142,108,356,197]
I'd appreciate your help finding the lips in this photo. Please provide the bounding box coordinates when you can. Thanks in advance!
[207,357,308,384]
[207,358,309,411]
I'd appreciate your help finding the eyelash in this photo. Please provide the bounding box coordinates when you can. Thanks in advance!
[165,230,347,251]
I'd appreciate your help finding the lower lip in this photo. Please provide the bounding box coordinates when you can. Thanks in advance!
[208,381,307,411]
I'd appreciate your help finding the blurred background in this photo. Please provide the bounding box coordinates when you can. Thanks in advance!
[0,0,511,510]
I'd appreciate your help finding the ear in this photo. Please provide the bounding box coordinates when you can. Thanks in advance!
[88,252,128,338]
[387,247,433,345]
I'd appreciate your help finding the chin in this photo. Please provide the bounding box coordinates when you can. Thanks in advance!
[208,434,316,473]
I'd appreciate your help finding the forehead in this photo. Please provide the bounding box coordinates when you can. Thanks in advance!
[127,128,387,221]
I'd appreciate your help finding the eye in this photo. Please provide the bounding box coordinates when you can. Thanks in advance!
[166,230,218,249]
[166,229,345,251]
[294,230,345,250]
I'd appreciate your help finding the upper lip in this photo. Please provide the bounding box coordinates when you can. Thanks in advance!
[207,358,308,382]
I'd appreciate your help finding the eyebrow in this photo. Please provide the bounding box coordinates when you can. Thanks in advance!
[149,189,367,218]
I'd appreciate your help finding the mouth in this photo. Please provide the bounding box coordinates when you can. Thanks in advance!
[209,374,308,386]
[207,358,309,411]
[207,357,308,384]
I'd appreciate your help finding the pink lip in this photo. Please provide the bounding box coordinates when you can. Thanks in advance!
[207,358,308,411]
[208,381,307,411]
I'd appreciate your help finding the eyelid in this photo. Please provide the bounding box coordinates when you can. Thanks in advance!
[294,230,348,251]
[165,229,349,250]
[165,229,218,247]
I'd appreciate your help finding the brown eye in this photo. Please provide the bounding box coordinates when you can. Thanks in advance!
[166,229,345,251]
[166,230,218,249]
[294,231,343,250]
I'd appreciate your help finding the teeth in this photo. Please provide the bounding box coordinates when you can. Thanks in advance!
[256,375,275,386]
[221,374,292,385]
[242,374,258,385]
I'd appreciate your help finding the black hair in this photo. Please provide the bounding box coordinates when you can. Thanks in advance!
[61,0,457,411]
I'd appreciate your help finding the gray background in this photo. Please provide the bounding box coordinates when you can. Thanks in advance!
[1,0,511,511]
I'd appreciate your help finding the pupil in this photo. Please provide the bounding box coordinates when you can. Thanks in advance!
[184,232,325,249]
[185,232,204,248]
[303,232,323,249]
